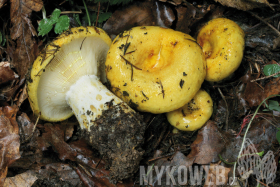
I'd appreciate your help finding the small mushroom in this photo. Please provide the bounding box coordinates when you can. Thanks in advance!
[105,26,206,114]
[27,26,146,181]
[166,90,213,131]
[197,18,245,82]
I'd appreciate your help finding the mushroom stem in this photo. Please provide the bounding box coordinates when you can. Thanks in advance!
[65,75,132,130]
[65,75,146,181]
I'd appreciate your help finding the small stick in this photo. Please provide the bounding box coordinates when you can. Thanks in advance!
[250,70,280,82]
[218,88,229,131]
[249,11,280,36]
[61,11,82,14]
[25,114,40,142]
[95,2,100,26]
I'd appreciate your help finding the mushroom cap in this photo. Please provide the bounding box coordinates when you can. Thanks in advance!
[28,26,111,121]
[166,89,213,131]
[105,26,206,114]
[197,18,245,82]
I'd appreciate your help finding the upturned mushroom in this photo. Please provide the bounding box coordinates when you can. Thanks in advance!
[166,89,213,131]
[197,18,245,82]
[27,26,146,181]
[105,26,206,114]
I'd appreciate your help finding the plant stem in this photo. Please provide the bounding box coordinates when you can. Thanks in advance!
[42,6,47,19]
[231,94,279,185]
[82,0,91,26]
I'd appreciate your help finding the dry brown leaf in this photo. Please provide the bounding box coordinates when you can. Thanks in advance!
[17,112,34,142]
[140,151,194,186]
[4,170,37,187]
[35,163,81,186]
[239,70,265,108]
[36,124,133,186]
[37,123,77,160]
[10,0,43,39]
[0,106,20,186]
[175,4,209,34]
[215,0,271,11]
[264,77,280,98]
[220,116,278,163]
[15,84,28,108]
[103,0,175,35]
[0,0,8,9]
[187,121,233,164]
[203,163,231,187]
[10,0,43,79]
[0,62,18,85]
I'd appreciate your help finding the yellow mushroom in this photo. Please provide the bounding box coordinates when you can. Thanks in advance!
[105,26,206,114]
[197,18,245,82]
[166,90,213,131]
[27,26,147,181]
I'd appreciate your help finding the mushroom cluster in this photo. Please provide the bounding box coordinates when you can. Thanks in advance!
[27,17,245,182]
[105,18,244,131]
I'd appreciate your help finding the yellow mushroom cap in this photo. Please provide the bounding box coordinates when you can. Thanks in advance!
[105,26,206,114]
[166,89,213,131]
[28,26,112,121]
[197,18,245,82]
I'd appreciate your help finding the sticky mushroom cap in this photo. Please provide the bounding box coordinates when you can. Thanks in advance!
[197,18,245,82]
[166,89,213,131]
[28,26,111,121]
[105,26,206,114]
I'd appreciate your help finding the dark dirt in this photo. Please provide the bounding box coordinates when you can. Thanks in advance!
[80,102,146,183]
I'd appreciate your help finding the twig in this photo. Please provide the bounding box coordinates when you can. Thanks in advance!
[95,155,103,169]
[246,13,280,31]
[24,114,40,142]
[217,88,229,131]
[95,2,100,26]
[61,11,82,14]
[251,70,280,82]
[249,11,280,36]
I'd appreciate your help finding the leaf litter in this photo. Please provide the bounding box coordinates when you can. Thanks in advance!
[0,0,280,186]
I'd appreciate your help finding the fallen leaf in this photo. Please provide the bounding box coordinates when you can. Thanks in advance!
[37,123,77,160]
[4,170,37,187]
[264,77,280,98]
[240,72,265,108]
[10,0,43,39]
[17,112,34,142]
[10,0,43,78]
[103,0,175,35]
[214,0,271,11]
[15,84,28,108]
[175,3,209,34]
[37,123,134,186]
[220,116,278,163]
[0,0,8,9]
[142,151,194,186]
[34,163,81,186]
[0,107,20,186]
[0,62,18,85]
[187,121,233,164]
